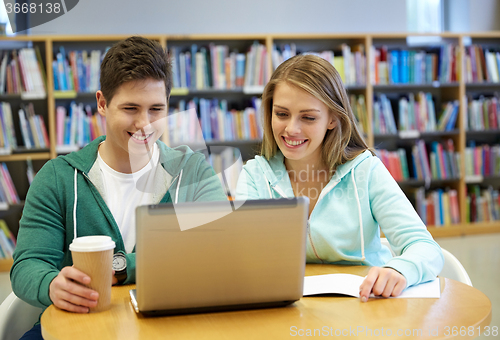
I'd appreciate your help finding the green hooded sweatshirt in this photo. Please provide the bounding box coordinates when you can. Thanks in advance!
[11,135,227,310]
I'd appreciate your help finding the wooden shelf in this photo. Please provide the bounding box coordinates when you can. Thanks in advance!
[427,226,463,238]
[0,152,51,162]
[373,82,460,90]
[462,221,500,235]
[0,258,13,272]
[426,221,500,238]
[0,32,499,240]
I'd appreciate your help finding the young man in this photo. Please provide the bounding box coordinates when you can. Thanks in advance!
[11,36,227,339]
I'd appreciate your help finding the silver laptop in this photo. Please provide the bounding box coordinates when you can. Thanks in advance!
[130,197,309,316]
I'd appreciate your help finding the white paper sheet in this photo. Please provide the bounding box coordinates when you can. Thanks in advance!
[303,274,440,298]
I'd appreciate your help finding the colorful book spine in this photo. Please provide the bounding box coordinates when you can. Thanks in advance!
[167,97,263,145]
[55,104,106,152]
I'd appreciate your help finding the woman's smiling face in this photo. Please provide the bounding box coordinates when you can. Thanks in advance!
[271,82,336,166]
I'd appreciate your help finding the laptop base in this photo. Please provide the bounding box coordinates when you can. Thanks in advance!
[130,289,298,316]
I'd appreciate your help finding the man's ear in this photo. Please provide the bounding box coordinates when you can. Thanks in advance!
[96,91,107,117]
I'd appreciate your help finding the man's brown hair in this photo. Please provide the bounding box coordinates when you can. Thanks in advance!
[100,36,172,103]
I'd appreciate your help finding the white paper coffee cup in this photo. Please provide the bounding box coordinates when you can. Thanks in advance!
[70,236,116,312]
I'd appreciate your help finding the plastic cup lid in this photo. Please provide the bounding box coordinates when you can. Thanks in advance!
[69,236,116,252]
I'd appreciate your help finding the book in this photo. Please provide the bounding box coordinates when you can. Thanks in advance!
[18,108,33,148]
[303,274,440,298]
[0,219,16,249]
[0,163,19,204]
[0,227,14,258]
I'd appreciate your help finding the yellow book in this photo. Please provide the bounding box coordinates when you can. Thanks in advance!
[442,192,451,226]
[0,219,15,247]
[333,56,345,83]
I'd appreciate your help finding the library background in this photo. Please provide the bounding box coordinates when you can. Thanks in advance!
[0,0,499,270]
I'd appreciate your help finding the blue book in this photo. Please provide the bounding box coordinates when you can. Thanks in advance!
[52,60,59,91]
[400,50,409,84]
[190,45,197,89]
[64,117,71,145]
[224,111,232,140]
[56,53,67,91]
[389,50,400,84]
[76,52,86,93]
[445,101,459,131]
[408,50,415,83]
[411,147,419,179]
[431,141,441,179]
[235,54,246,87]
[496,52,500,82]
[185,52,191,88]
[59,46,71,90]
[414,52,422,84]
[229,111,235,140]
[439,46,447,83]
[199,98,210,141]
[437,189,444,225]
[210,99,219,140]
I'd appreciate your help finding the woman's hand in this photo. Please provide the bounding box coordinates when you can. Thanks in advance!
[358,267,406,302]
[49,266,99,313]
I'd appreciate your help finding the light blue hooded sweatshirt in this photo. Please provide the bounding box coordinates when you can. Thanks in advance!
[235,150,444,288]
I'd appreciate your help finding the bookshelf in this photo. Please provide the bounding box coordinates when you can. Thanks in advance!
[0,33,499,271]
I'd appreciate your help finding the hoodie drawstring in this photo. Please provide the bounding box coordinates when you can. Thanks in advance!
[266,180,273,198]
[73,168,78,241]
[264,174,287,198]
[175,169,183,204]
[351,170,365,261]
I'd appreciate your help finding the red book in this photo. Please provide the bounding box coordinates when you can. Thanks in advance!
[489,98,498,129]
[388,152,400,181]
[380,46,388,62]
[449,189,460,224]
[483,145,490,176]
[450,45,456,82]
[374,49,380,83]
[437,143,447,178]
[478,46,488,82]
[474,146,481,175]
[426,196,435,226]
[17,51,28,91]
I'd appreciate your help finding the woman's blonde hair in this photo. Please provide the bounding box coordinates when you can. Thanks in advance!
[260,54,370,174]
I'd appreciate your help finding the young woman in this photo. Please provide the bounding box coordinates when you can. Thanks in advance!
[235,54,443,301]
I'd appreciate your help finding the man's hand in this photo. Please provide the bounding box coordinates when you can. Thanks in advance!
[112,270,118,285]
[358,267,407,302]
[49,266,99,313]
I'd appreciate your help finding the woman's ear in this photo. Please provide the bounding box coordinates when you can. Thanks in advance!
[327,113,337,130]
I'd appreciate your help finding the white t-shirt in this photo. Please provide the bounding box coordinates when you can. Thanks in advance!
[97,143,160,253]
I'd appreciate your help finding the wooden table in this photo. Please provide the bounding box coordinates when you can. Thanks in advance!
[41,265,492,340]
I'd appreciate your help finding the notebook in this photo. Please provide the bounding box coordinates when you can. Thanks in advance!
[130,197,309,316]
